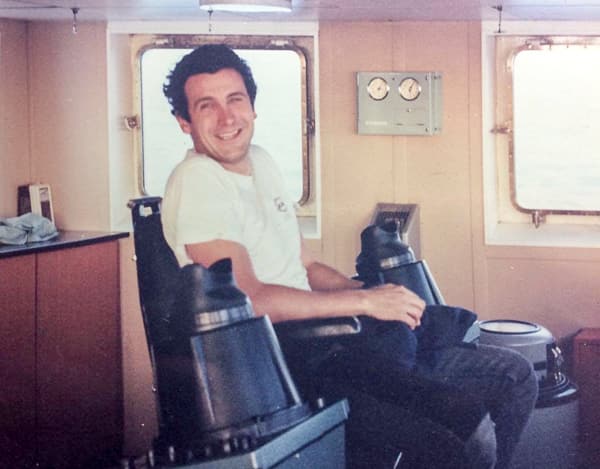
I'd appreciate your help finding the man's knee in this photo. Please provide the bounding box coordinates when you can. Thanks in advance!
[476,344,539,405]
[503,347,539,405]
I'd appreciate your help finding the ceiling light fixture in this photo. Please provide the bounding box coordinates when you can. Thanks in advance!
[199,0,292,13]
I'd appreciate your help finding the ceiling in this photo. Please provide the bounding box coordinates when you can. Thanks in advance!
[2,0,600,23]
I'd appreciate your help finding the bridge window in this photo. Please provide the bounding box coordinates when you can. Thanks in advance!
[494,36,600,226]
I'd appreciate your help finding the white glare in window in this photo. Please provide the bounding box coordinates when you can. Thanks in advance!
[140,48,303,200]
[512,46,600,212]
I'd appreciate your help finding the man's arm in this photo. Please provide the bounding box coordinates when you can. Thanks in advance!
[305,261,363,291]
[185,239,424,327]
[300,238,362,291]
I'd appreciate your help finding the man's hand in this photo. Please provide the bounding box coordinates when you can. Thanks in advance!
[360,284,425,329]
[302,239,425,328]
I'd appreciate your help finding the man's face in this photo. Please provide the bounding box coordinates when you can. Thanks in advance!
[176,68,256,175]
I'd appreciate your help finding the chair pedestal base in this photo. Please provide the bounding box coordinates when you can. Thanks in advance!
[144,400,348,469]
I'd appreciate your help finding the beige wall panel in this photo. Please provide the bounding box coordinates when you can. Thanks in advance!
[108,37,152,453]
[319,23,396,270]
[28,22,110,231]
[108,33,138,231]
[119,236,157,456]
[319,22,478,306]
[0,20,30,218]
[465,23,488,314]
[486,254,600,339]
[403,22,475,307]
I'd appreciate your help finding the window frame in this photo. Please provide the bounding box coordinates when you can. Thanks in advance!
[481,21,600,249]
[131,33,316,213]
[494,34,600,227]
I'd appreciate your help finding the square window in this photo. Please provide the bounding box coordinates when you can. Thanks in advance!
[512,45,600,213]
[135,36,314,209]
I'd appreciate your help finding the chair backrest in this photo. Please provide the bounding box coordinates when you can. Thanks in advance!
[128,197,317,452]
[128,196,362,351]
[128,196,181,347]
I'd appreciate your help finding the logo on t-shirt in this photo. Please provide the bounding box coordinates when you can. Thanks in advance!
[273,196,288,212]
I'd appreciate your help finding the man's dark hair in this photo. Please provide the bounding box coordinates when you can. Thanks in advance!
[163,44,257,122]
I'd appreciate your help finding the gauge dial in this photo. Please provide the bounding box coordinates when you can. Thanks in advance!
[367,77,389,101]
[398,77,421,101]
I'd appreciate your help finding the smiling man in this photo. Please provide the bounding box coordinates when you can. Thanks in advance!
[160,44,537,469]
[161,44,425,326]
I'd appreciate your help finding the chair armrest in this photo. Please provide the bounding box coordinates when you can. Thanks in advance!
[274,316,362,340]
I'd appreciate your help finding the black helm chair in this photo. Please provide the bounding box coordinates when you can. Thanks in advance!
[126,196,349,468]
[127,196,488,469]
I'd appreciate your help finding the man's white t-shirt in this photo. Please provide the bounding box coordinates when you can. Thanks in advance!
[162,145,310,291]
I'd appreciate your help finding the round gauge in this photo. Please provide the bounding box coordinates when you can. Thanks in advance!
[367,77,389,101]
[398,77,421,101]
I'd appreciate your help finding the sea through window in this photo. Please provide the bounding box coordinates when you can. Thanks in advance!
[494,36,600,226]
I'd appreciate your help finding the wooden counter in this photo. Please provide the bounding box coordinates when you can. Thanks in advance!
[0,231,128,468]
[0,230,128,258]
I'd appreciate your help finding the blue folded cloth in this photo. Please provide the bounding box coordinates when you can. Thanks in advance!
[0,212,59,245]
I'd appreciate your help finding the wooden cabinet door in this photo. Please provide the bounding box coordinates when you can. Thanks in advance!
[36,242,123,468]
[0,255,37,467]
[574,328,600,467]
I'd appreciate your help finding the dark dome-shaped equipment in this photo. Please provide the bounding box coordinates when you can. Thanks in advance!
[151,259,312,465]
[355,220,445,305]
